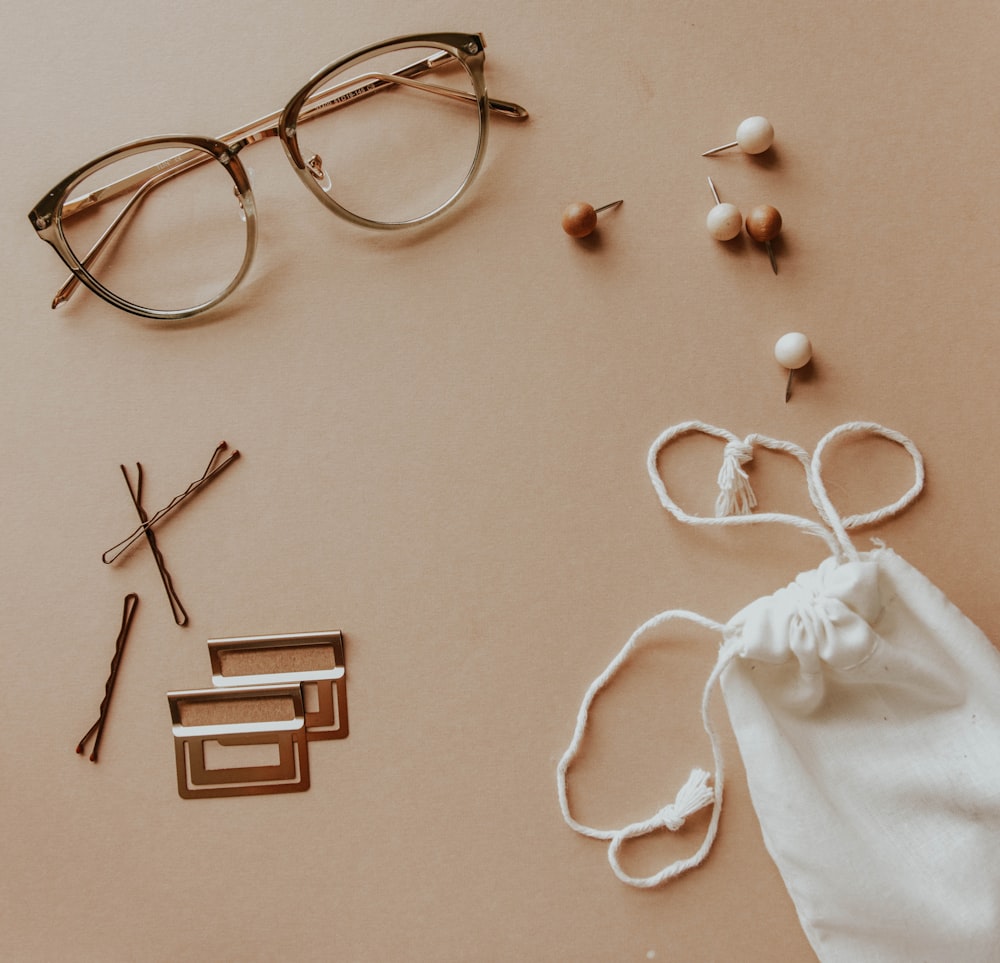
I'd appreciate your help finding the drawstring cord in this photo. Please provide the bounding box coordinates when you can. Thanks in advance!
[556,608,736,888]
[647,421,847,559]
[809,422,925,562]
[558,421,925,887]
[647,420,925,562]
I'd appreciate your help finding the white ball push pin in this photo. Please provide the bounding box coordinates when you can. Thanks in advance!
[705,177,742,241]
[774,332,812,402]
[702,116,775,156]
[561,199,623,238]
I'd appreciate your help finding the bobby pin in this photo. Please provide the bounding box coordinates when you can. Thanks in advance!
[122,461,189,626]
[77,593,140,762]
[103,441,240,564]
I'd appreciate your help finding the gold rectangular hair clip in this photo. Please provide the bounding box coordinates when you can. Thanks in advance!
[167,684,309,799]
[207,630,348,741]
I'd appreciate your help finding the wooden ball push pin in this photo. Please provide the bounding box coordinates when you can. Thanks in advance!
[745,204,782,274]
[774,332,812,402]
[561,199,623,238]
[702,116,775,156]
[705,178,742,241]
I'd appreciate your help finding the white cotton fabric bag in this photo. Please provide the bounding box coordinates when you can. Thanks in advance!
[558,422,1000,963]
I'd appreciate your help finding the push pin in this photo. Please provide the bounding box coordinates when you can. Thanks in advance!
[774,332,812,402]
[746,204,782,274]
[702,116,775,156]
[705,178,742,241]
[561,199,623,238]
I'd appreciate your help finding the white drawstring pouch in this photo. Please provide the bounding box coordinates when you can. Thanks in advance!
[558,421,1000,963]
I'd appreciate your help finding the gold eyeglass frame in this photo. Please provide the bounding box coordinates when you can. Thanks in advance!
[27,31,528,322]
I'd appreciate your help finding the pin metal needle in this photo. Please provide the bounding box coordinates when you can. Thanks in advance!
[746,205,782,274]
[774,333,813,403]
[562,199,623,237]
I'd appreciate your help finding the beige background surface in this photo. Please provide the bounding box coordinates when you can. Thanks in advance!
[2,1,998,960]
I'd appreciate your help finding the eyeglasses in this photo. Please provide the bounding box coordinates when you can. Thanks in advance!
[28,32,528,321]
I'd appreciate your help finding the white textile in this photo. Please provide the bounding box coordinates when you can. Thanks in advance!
[557,422,1000,962]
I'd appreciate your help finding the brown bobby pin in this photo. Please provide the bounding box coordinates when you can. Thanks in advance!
[102,441,240,564]
[121,461,189,626]
[77,592,140,762]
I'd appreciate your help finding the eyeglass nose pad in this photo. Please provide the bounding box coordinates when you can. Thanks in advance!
[233,165,256,223]
[306,154,332,193]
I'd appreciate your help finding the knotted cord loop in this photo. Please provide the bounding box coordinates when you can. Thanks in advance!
[808,422,925,559]
[605,768,716,885]
[556,608,735,888]
[646,420,842,556]
[715,439,757,517]
[620,768,715,836]
[647,420,925,561]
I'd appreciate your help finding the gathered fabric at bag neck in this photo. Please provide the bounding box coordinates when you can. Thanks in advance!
[557,419,926,887]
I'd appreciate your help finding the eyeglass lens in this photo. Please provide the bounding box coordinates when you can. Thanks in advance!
[58,146,250,316]
[291,44,483,225]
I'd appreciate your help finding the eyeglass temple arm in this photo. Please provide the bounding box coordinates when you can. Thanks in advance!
[53,53,528,307]
[60,64,525,220]
[57,53,526,222]
[294,57,529,121]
